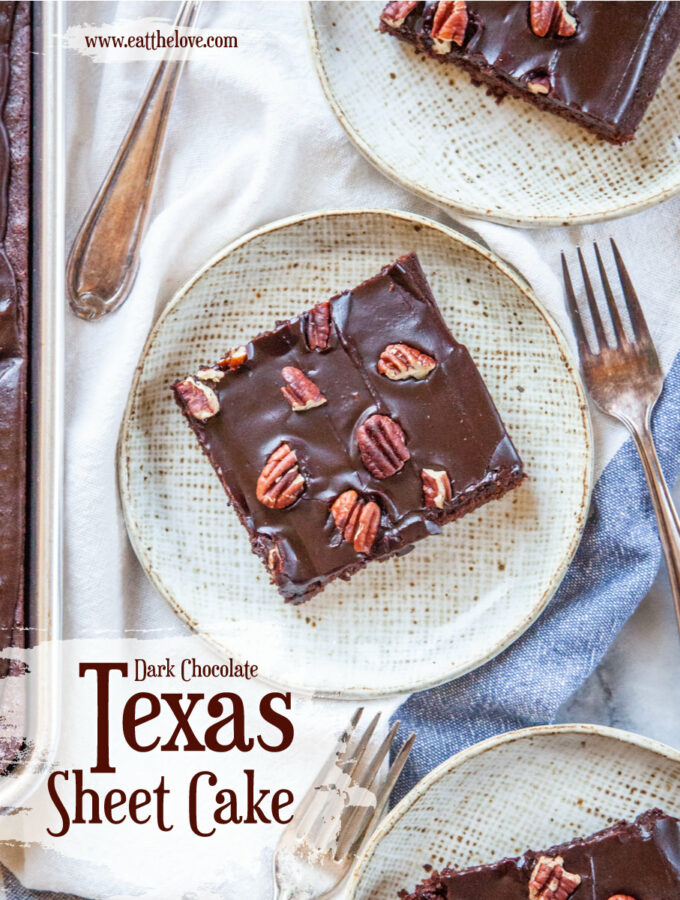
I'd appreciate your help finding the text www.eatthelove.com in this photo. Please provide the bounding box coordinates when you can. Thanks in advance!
[83,29,238,51]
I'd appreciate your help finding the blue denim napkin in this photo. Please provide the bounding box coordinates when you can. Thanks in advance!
[391,351,680,803]
[0,866,86,900]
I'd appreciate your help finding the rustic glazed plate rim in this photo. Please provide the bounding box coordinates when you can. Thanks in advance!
[347,723,680,900]
[304,4,680,229]
[118,207,593,698]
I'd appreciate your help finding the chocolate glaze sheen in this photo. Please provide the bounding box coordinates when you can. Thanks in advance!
[0,2,29,648]
[401,809,680,900]
[382,2,680,142]
[174,254,523,603]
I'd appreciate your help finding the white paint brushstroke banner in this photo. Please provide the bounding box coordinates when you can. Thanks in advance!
[63,18,241,63]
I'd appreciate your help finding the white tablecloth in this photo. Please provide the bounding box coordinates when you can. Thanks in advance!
[4,2,680,897]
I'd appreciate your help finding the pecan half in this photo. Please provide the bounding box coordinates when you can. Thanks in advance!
[529,1,577,38]
[330,490,381,554]
[380,0,418,28]
[431,0,468,54]
[421,468,452,508]
[281,367,327,411]
[529,856,582,900]
[217,345,248,371]
[378,343,436,381]
[256,443,305,509]
[305,301,332,351]
[175,376,220,421]
[357,414,410,479]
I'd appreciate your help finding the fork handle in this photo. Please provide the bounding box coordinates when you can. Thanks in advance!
[65,0,201,320]
[628,414,680,631]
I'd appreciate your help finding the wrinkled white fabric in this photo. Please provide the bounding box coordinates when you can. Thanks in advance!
[8,1,680,897]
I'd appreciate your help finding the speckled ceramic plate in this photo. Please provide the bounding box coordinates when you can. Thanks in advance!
[306,2,680,227]
[118,209,592,698]
[348,725,680,900]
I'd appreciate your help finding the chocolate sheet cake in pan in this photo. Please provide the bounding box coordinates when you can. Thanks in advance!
[172,253,524,604]
[0,1,30,653]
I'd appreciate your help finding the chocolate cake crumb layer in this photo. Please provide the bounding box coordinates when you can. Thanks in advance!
[0,1,30,650]
[399,808,680,900]
[172,253,524,604]
[379,2,680,144]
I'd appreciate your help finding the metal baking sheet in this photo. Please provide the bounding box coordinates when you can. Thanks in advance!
[0,0,63,813]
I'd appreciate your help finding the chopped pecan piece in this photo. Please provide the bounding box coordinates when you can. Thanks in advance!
[431,0,468,54]
[267,544,284,576]
[330,490,381,554]
[281,367,327,411]
[378,343,436,381]
[175,376,220,421]
[196,345,247,383]
[529,1,577,38]
[196,366,225,383]
[217,346,248,371]
[256,443,305,509]
[305,301,332,351]
[421,468,452,508]
[527,74,552,95]
[380,0,418,28]
[357,414,410,479]
[529,855,582,900]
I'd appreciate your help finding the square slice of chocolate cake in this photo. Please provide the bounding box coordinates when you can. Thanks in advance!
[379,2,680,144]
[399,808,680,900]
[172,253,524,604]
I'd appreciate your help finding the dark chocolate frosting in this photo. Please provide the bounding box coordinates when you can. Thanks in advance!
[174,254,523,602]
[402,808,680,900]
[383,2,680,141]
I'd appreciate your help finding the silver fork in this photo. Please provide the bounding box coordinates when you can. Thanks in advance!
[561,240,680,633]
[273,708,415,900]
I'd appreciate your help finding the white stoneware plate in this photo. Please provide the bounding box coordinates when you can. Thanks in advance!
[118,209,592,697]
[348,725,680,900]
[306,2,680,227]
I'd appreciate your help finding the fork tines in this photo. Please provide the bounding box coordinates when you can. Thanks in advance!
[293,707,415,862]
[561,238,653,356]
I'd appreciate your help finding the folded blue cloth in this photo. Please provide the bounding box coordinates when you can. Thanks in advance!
[391,350,680,803]
[0,866,86,900]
